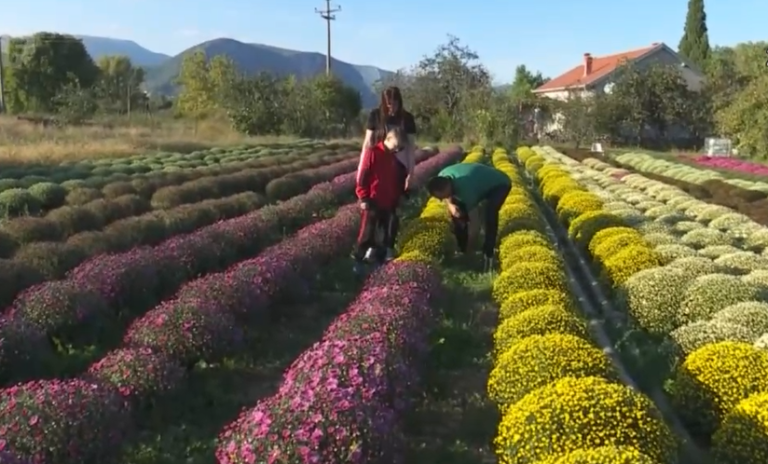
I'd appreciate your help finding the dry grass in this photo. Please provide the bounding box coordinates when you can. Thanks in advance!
[0,113,455,168]
[0,115,353,166]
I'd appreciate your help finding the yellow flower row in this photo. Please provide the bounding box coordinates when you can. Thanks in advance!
[526,147,768,464]
[396,147,485,263]
[488,147,679,464]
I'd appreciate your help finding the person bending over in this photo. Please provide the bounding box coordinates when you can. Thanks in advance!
[427,162,511,269]
[353,127,407,273]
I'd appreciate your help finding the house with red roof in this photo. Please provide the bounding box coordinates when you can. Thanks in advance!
[533,42,705,101]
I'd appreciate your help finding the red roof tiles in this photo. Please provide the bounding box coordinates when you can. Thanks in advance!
[534,43,662,93]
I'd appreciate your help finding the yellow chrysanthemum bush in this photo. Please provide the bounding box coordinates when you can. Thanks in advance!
[668,341,768,437]
[712,392,768,464]
[567,210,626,249]
[555,190,604,225]
[498,288,573,322]
[533,446,664,464]
[583,225,662,287]
[490,148,680,463]
[494,376,679,464]
[397,147,485,261]
[487,333,616,411]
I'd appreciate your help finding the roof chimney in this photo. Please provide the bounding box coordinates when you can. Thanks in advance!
[583,53,593,77]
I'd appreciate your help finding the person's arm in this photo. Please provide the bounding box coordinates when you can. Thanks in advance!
[403,112,417,182]
[356,147,374,201]
[361,110,377,151]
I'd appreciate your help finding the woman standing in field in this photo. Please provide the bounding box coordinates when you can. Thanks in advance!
[357,86,417,261]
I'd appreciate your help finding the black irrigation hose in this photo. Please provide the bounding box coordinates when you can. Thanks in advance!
[515,159,711,464]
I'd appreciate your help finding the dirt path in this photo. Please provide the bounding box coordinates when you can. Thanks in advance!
[405,260,498,464]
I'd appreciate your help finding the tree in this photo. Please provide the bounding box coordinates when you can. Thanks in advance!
[678,0,711,69]
[95,55,145,114]
[307,75,362,136]
[175,51,238,129]
[5,32,99,113]
[380,35,494,141]
[716,74,768,158]
[559,92,597,148]
[508,65,548,104]
[223,72,285,135]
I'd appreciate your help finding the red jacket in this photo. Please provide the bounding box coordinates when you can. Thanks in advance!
[356,142,402,210]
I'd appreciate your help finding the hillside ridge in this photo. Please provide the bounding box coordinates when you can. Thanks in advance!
[0,33,394,107]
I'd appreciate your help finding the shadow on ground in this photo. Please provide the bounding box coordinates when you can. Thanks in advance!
[405,259,498,464]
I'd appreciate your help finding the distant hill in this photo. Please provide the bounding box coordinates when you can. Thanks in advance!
[1,34,394,108]
[74,35,171,66]
[144,39,394,107]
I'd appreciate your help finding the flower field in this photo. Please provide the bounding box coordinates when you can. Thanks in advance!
[492,145,768,464]
[6,140,768,463]
[0,141,465,463]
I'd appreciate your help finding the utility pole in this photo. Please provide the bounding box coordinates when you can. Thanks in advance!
[0,47,6,113]
[315,0,341,75]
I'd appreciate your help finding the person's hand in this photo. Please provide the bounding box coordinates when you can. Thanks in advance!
[404,175,411,190]
[359,199,370,210]
[447,202,460,218]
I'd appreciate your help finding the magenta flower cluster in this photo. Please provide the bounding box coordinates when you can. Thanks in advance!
[0,146,464,463]
[693,155,768,176]
[215,259,443,464]
[0,156,369,382]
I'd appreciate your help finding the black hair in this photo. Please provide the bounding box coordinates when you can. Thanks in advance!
[427,176,452,196]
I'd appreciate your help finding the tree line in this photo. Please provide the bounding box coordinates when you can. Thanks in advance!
[2,32,152,123]
[2,11,767,157]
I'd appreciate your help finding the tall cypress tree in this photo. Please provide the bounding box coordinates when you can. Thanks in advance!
[678,0,712,69]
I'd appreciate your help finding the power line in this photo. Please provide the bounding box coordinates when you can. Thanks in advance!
[315,0,341,76]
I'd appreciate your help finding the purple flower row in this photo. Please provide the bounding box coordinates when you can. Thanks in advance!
[0,147,463,464]
[0,150,435,385]
[216,260,442,464]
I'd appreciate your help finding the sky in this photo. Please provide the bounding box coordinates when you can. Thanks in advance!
[1,0,765,84]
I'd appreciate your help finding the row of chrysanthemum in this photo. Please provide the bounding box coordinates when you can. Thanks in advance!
[483,146,677,464]
[214,146,483,463]
[521,146,768,464]
[564,148,768,255]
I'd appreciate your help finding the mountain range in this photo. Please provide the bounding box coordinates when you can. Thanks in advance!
[1,34,394,107]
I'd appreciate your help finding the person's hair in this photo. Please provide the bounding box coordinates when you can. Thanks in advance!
[427,176,451,196]
[379,86,405,131]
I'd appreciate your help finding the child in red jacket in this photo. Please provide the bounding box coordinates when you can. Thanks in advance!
[353,127,406,271]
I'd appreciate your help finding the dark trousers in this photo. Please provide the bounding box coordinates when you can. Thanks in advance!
[354,207,399,262]
[450,184,511,257]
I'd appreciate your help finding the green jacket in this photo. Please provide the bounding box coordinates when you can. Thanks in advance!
[437,162,511,210]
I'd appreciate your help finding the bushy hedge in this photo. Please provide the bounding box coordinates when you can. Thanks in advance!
[489,147,679,463]
[0,156,363,306]
[0,147,461,463]
[538,145,768,459]
[215,147,465,463]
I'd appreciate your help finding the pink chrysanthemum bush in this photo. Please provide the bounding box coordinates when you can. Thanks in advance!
[87,347,186,406]
[218,336,403,464]
[0,378,131,464]
[123,298,245,366]
[0,450,31,464]
[7,280,111,343]
[0,316,53,384]
[216,260,441,464]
